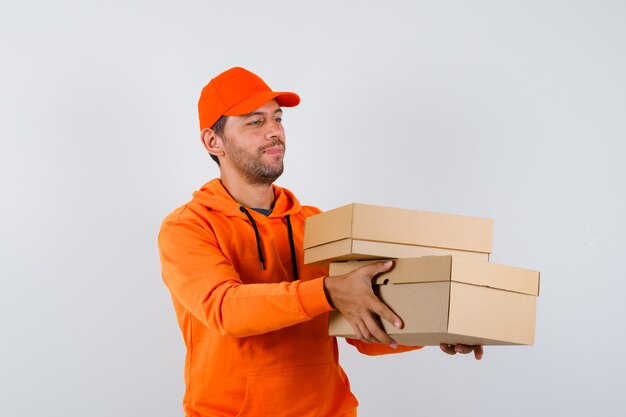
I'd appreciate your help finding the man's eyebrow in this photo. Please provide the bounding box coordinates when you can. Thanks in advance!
[241,108,283,118]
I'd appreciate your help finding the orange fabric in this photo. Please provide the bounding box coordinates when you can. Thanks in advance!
[158,179,417,417]
[346,339,423,356]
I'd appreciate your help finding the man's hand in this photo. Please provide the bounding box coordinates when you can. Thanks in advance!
[439,343,484,360]
[324,260,402,347]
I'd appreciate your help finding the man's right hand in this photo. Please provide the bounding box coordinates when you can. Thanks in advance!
[323,260,403,347]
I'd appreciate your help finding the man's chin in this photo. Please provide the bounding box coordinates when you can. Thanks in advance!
[263,168,284,184]
[246,166,284,186]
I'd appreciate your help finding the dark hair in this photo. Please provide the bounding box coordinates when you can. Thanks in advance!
[209,116,228,166]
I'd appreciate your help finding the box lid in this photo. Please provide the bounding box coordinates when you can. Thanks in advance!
[304,203,493,254]
[329,256,540,296]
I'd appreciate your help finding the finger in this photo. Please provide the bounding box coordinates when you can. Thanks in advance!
[356,320,379,344]
[363,313,397,346]
[357,260,394,279]
[474,345,484,360]
[350,322,364,342]
[372,299,403,329]
[455,344,470,354]
[439,343,457,355]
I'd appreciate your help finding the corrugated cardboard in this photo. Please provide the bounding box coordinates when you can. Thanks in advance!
[304,203,493,264]
[328,256,540,346]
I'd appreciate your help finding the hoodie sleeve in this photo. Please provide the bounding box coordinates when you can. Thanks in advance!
[345,338,424,355]
[158,216,333,338]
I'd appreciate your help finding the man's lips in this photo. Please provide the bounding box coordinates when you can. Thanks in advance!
[262,146,284,155]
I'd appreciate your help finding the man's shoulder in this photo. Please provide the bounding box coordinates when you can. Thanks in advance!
[158,202,226,250]
[299,205,323,218]
[160,200,218,231]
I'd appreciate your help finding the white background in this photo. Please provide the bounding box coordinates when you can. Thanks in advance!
[1,1,625,416]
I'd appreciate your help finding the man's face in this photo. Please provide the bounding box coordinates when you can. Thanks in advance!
[219,99,286,185]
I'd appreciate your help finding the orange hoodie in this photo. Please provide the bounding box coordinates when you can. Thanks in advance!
[158,179,419,417]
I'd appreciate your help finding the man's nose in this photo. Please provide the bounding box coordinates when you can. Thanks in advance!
[264,119,283,140]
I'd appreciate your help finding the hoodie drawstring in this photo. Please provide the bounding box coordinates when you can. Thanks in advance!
[240,207,266,270]
[285,214,299,281]
[239,206,299,280]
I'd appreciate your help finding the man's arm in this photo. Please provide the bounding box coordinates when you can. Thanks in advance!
[158,220,332,337]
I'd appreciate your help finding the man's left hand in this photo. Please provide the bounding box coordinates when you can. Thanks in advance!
[439,343,484,360]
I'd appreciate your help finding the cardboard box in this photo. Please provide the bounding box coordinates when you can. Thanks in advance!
[304,203,494,264]
[328,256,540,346]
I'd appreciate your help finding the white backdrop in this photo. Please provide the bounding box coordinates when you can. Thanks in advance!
[1,1,625,416]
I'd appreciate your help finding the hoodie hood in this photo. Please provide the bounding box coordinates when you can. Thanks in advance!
[190,178,302,219]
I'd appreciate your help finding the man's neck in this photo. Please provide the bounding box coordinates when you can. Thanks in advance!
[219,172,275,210]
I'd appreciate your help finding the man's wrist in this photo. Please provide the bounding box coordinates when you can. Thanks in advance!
[323,276,336,309]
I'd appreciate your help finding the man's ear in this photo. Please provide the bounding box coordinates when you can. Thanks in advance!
[201,128,225,158]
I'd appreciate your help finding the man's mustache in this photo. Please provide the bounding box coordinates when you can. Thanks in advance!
[259,139,285,152]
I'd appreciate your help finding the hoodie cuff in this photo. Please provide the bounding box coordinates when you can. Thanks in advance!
[297,276,334,318]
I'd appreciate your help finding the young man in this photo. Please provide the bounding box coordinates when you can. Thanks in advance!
[158,67,482,417]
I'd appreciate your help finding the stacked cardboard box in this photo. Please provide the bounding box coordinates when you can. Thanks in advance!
[303,203,540,346]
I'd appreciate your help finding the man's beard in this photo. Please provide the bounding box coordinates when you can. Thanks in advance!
[223,137,285,186]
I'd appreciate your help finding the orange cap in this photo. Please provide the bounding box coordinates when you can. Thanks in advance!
[198,67,300,130]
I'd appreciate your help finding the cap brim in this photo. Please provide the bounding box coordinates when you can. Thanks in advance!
[223,91,300,116]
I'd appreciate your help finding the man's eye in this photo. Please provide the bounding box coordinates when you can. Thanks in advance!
[248,120,262,126]
[275,117,282,123]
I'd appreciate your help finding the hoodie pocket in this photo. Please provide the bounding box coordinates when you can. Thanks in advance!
[236,364,358,417]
